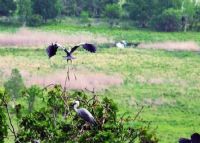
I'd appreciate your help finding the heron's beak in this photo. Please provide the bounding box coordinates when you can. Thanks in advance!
[71,103,76,107]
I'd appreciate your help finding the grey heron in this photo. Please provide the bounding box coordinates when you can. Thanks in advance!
[72,101,96,125]
[46,42,96,62]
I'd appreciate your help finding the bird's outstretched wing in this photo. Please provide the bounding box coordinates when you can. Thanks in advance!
[70,43,96,54]
[46,44,59,58]
[82,43,96,53]
[70,45,80,54]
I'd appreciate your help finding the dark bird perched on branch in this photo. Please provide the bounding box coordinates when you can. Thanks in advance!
[179,133,200,143]
[72,101,97,125]
[46,42,96,62]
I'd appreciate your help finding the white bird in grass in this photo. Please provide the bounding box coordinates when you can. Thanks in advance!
[116,40,127,49]
[72,101,97,125]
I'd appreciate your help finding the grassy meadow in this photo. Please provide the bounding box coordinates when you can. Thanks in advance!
[0,21,200,143]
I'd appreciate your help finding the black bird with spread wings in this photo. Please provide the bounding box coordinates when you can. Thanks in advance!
[46,42,96,62]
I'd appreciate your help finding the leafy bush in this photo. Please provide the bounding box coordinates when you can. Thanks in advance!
[151,8,182,32]
[0,84,158,143]
[0,88,8,143]
[4,68,25,99]
[23,85,42,113]
[27,14,43,27]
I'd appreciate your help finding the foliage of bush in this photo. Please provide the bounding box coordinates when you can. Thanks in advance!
[0,88,8,143]
[27,14,43,27]
[23,85,42,113]
[0,84,158,143]
[151,8,182,32]
[4,68,25,99]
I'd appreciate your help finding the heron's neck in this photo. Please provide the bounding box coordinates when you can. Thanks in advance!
[73,105,78,112]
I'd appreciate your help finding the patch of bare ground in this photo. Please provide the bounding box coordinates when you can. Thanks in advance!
[0,68,122,91]
[0,27,112,48]
[138,41,200,51]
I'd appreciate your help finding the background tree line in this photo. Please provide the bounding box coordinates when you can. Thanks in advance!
[0,0,200,31]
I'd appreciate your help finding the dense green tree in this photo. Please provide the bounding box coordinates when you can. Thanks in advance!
[105,3,121,27]
[157,0,182,13]
[151,8,182,31]
[191,5,200,31]
[32,0,62,21]
[0,0,17,16]
[60,0,119,17]
[17,0,32,24]
[105,4,121,19]
[123,0,158,27]
[123,0,183,27]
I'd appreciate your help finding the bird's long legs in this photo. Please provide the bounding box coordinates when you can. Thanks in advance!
[66,60,77,80]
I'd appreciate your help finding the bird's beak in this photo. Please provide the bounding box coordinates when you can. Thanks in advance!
[71,103,76,107]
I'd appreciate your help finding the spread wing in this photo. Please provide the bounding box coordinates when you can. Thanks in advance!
[82,43,96,53]
[46,44,59,58]
[70,45,80,54]
[70,43,96,54]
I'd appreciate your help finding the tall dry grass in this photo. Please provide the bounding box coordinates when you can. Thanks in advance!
[139,41,200,51]
[0,27,112,48]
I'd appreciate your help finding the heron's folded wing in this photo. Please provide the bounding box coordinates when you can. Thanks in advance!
[78,108,96,124]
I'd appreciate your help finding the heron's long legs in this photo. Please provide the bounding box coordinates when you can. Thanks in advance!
[66,60,77,80]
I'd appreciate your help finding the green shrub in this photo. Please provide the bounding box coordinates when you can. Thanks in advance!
[24,85,42,113]
[15,85,158,143]
[0,88,8,143]
[4,68,25,99]
[0,84,158,143]
[151,8,182,32]
[27,14,43,27]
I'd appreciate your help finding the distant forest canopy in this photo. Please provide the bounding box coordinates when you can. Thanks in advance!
[0,0,200,31]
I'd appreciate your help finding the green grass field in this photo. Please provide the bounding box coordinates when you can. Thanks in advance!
[0,22,200,143]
